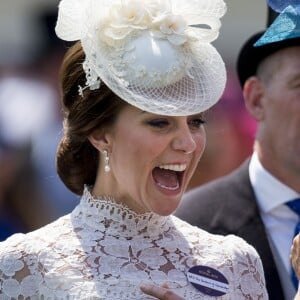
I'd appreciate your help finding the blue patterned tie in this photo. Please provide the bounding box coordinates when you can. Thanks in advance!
[286,198,300,289]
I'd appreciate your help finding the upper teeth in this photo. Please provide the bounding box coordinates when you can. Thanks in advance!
[158,164,187,172]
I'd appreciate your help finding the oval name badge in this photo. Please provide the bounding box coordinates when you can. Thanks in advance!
[187,265,229,297]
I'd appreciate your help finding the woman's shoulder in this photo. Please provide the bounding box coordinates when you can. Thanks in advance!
[0,214,72,255]
[0,214,73,293]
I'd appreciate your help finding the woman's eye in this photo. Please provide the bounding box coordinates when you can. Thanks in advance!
[147,119,169,128]
[189,117,206,128]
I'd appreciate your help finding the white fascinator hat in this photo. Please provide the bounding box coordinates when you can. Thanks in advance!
[55,0,227,116]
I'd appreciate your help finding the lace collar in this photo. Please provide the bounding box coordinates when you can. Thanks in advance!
[72,186,174,238]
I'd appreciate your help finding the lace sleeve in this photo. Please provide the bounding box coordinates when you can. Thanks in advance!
[0,233,40,299]
[226,235,269,299]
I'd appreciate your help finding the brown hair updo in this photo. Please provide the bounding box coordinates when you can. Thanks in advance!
[56,42,126,195]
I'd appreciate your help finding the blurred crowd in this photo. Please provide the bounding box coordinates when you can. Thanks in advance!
[0,8,79,241]
[0,6,256,241]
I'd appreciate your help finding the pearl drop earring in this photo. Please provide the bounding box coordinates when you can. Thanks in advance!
[103,150,110,173]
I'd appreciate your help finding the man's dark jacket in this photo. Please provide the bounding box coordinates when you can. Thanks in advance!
[175,159,284,299]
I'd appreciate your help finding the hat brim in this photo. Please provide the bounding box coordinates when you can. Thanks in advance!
[237,32,300,87]
[83,33,226,116]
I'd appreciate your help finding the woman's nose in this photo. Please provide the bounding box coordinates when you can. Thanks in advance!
[172,127,197,154]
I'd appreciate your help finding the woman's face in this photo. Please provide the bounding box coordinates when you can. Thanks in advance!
[95,104,206,215]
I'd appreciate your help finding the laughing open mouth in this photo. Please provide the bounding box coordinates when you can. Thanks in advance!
[152,164,186,191]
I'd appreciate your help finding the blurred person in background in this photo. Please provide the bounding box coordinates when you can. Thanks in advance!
[0,138,53,240]
[0,141,33,239]
[0,8,78,240]
[176,4,300,299]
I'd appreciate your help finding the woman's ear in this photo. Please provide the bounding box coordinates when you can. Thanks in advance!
[88,129,111,152]
[243,76,265,121]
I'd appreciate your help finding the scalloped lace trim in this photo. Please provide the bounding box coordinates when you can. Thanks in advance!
[73,186,173,238]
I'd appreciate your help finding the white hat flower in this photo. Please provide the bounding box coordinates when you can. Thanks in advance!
[152,14,188,45]
[99,1,149,47]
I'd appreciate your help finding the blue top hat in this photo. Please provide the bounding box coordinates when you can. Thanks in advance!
[237,4,300,86]
[255,5,300,46]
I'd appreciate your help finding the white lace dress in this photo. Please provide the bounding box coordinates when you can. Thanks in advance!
[0,187,268,299]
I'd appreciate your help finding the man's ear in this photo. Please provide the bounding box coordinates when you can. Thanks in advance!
[88,129,111,152]
[243,76,265,121]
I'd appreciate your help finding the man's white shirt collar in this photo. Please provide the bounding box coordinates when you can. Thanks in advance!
[249,151,299,213]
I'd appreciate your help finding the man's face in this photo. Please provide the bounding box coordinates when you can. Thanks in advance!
[258,46,300,187]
